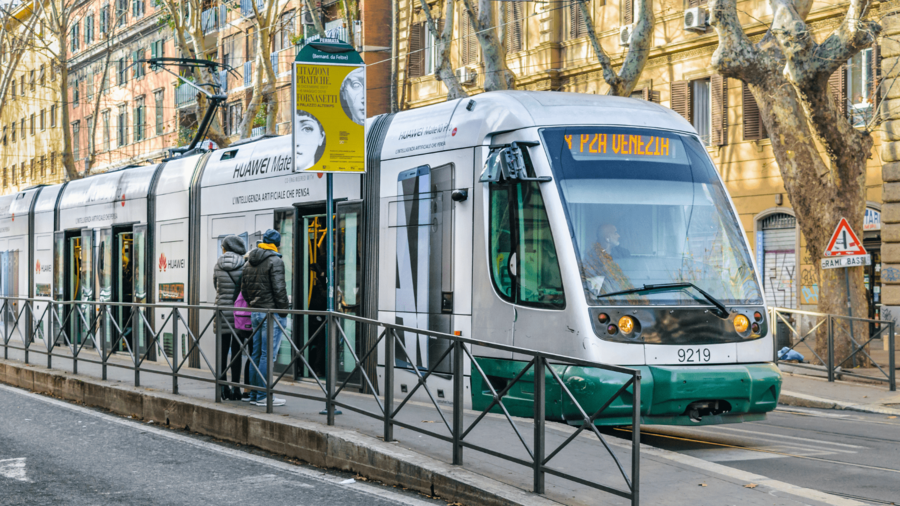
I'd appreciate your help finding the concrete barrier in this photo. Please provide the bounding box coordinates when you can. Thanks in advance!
[0,359,558,506]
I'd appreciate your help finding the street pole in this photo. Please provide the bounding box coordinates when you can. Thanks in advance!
[321,174,341,417]
[845,266,857,368]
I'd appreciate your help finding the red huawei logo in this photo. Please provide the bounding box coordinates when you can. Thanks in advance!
[159,253,167,272]
[35,260,40,272]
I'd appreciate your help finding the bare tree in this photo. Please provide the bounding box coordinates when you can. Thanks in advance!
[158,0,229,146]
[419,0,466,100]
[460,0,514,91]
[85,7,128,170]
[0,4,41,120]
[709,0,879,363]
[578,0,653,96]
[236,0,279,138]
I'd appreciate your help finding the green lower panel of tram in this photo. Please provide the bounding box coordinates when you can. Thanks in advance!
[470,358,782,426]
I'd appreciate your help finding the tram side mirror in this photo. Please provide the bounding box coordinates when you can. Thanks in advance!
[479,142,551,183]
[451,189,468,202]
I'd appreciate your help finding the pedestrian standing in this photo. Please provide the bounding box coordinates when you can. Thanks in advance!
[213,235,246,400]
[241,229,289,407]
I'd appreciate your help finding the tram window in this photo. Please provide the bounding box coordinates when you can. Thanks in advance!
[488,181,564,309]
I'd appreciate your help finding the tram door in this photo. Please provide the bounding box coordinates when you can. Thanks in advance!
[115,229,134,352]
[292,203,363,383]
[59,230,86,345]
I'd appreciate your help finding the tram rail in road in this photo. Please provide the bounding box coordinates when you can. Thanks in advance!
[605,406,900,505]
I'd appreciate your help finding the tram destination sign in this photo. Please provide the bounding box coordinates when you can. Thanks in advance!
[821,254,871,269]
[566,131,686,162]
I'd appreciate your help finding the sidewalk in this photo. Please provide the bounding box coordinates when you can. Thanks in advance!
[779,369,900,415]
[0,348,866,506]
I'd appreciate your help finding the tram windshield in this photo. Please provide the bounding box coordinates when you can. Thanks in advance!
[540,127,763,306]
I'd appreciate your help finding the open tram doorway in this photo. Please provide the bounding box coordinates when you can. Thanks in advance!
[96,224,149,358]
[52,229,89,346]
[290,201,363,386]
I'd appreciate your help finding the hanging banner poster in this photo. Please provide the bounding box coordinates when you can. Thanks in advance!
[292,38,366,173]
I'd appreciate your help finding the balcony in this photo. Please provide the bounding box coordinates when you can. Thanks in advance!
[252,126,265,137]
[175,83,197,108]
[201,7,219,34]
[243,61,253,87]
[240,0,264,18]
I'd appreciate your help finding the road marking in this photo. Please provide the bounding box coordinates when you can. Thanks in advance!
[0,384,436,506]
[775,407,851,418]
[0,458,29,483]
[708,426,866,449]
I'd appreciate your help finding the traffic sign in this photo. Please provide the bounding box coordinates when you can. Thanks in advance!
[823,218,866,257]
[821,254,871,269]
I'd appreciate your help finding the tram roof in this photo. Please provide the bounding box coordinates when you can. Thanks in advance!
[376,91,695,160]
[57,164,160,210]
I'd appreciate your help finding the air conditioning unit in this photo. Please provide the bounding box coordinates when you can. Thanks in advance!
[619,24,633,47]
[684,6,708,32]
[456,67,477,85]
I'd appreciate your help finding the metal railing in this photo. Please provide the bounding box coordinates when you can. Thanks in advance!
[0,296,641,504]
[201,7,219,34]
[174,82,197,107]
[771,306,896,391]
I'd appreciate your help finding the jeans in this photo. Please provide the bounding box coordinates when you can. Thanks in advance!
[247,312,286,402]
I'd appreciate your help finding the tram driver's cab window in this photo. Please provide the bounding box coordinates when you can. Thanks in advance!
[487,148,565,309]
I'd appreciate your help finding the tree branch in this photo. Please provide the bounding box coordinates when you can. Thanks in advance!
[419,0,467,99]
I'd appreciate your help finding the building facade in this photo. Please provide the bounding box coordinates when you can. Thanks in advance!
[396,0,887,318]
[0,0,67,193]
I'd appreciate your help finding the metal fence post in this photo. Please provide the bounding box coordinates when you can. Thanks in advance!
[890,322,896,392]
[3,300,7,360]
[72,305,78,375]
[133,307,140,387]
[771,308,778,362]
[172,310,179,395]
[452,339,464,465]
[827,315,835,382]
[631,372,641,506]
[47,302,53,370]
[24,302,29,365]
[327,312,337,425]
[215,310,222,403]
[533,356,545,494]
[101,304,107,381]
[266,311,274,414]
[383,328,394,443]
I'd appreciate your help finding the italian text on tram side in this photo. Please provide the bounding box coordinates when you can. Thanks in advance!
[566,133,673,158]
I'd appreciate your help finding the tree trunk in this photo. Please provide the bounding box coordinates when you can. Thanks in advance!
[86,43,114,169]
[460,0,515,91]
[578,0,653,96]
[303,0,326,37]
[709,0,876,366]
[421,0,467,100]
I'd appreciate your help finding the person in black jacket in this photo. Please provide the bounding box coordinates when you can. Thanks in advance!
[241,229,289,407]
[213,235,247,401]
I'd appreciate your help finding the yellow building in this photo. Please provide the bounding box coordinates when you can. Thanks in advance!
[0,0,66,194]
[397,0,886,317]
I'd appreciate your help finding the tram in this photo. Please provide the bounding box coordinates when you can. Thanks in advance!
[0,91,780,426]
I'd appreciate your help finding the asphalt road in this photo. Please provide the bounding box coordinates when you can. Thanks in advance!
[0,384,447,506]
[607,406,900,505]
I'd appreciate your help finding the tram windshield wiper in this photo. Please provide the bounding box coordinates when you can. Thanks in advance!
[595,282,730,319]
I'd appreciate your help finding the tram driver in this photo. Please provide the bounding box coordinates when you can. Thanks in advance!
[597,223,630,259]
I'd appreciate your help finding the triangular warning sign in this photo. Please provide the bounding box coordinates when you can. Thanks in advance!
[824,218,867,256]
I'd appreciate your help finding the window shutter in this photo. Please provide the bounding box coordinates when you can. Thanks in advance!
[623,0,633,25]
[742,81,767,141]
[462,5,478,65]
[871,44,882,118]
[670,81,692,123]
[687,0,706,7]
[570,1,587,39]
[408,22,424,78]
[506,2,522,52]
[710,74,727,146]
[828,64,847,117]
[641,88,660,103]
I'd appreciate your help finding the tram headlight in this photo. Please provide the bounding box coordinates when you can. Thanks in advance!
[598,313,610,324]
[618,316,635,335]
[751,322,760,334]
[753,311,763,322]
[733,314,750,334]
[607,324,618,335]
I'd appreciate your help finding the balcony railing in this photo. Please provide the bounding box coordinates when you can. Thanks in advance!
[174,83,197,107]
[270,51,278,74]
[251,125,265,137]
[240,0,264,17]
[218,70,228,93]
[201,7,219,34]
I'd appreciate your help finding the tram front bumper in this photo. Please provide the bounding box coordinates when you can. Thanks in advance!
[470,359,782,427]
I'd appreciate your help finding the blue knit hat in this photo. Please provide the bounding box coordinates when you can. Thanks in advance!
[262,229,281,248]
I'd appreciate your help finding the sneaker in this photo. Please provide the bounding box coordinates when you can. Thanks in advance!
[252,397,286,407]
[242,393,253,402]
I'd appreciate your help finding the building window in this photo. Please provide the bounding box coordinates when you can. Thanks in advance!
[85,115,93,154]
[460,4,478,66]
[72,79,80,107]
[40,109,45,131]
[670,76,727,146]
[40,156,45,176]
[116,0,127,26]
[742,82,768,141]
[71,21,80,52]
[72,121,80,160]
[117,105,127,147]
[134,96,145,141]
[11,79,15,99]
[275,11,295,52]
[154,90,164,135]
[11,122,16,143]
[50,104,57,127]
[848,46,878,128]
[132,0,144,19]
[86,69,94,99]
[568,1,588,40]
[100,4,109,33]
[85,13,94,45]
[117,58,127,85]
[2,126,6,145]
[30,114,35,136]
[20,75,24,95]
[102,110,110,151]
[30,158,35,179]
[504,2,523,53]
[133,49,145,79]
[226,102,242,136]
[51,153,56,173]
[150,39,164,65]
[407,23,438,78]
[29,70,35,91]
[39,65,45,86]
[20,118,25,139]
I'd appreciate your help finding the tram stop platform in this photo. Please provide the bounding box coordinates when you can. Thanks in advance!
[0,350,866,506]
[779,370,900,415]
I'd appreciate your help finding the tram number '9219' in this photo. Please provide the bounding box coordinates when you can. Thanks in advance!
[678,348,711,363]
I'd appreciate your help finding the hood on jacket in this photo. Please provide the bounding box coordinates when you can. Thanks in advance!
[217,251,245,271]
[248,247,281,266]
[222,235,247,255]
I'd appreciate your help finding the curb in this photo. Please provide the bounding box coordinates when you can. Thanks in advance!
[0,359,561,506]
[779,390,900,416]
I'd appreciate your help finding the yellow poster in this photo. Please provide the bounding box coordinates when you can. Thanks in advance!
[293,63,366,173]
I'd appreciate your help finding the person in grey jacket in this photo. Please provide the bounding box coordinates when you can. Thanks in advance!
[241,229,289,407]
[213,235,247,400]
